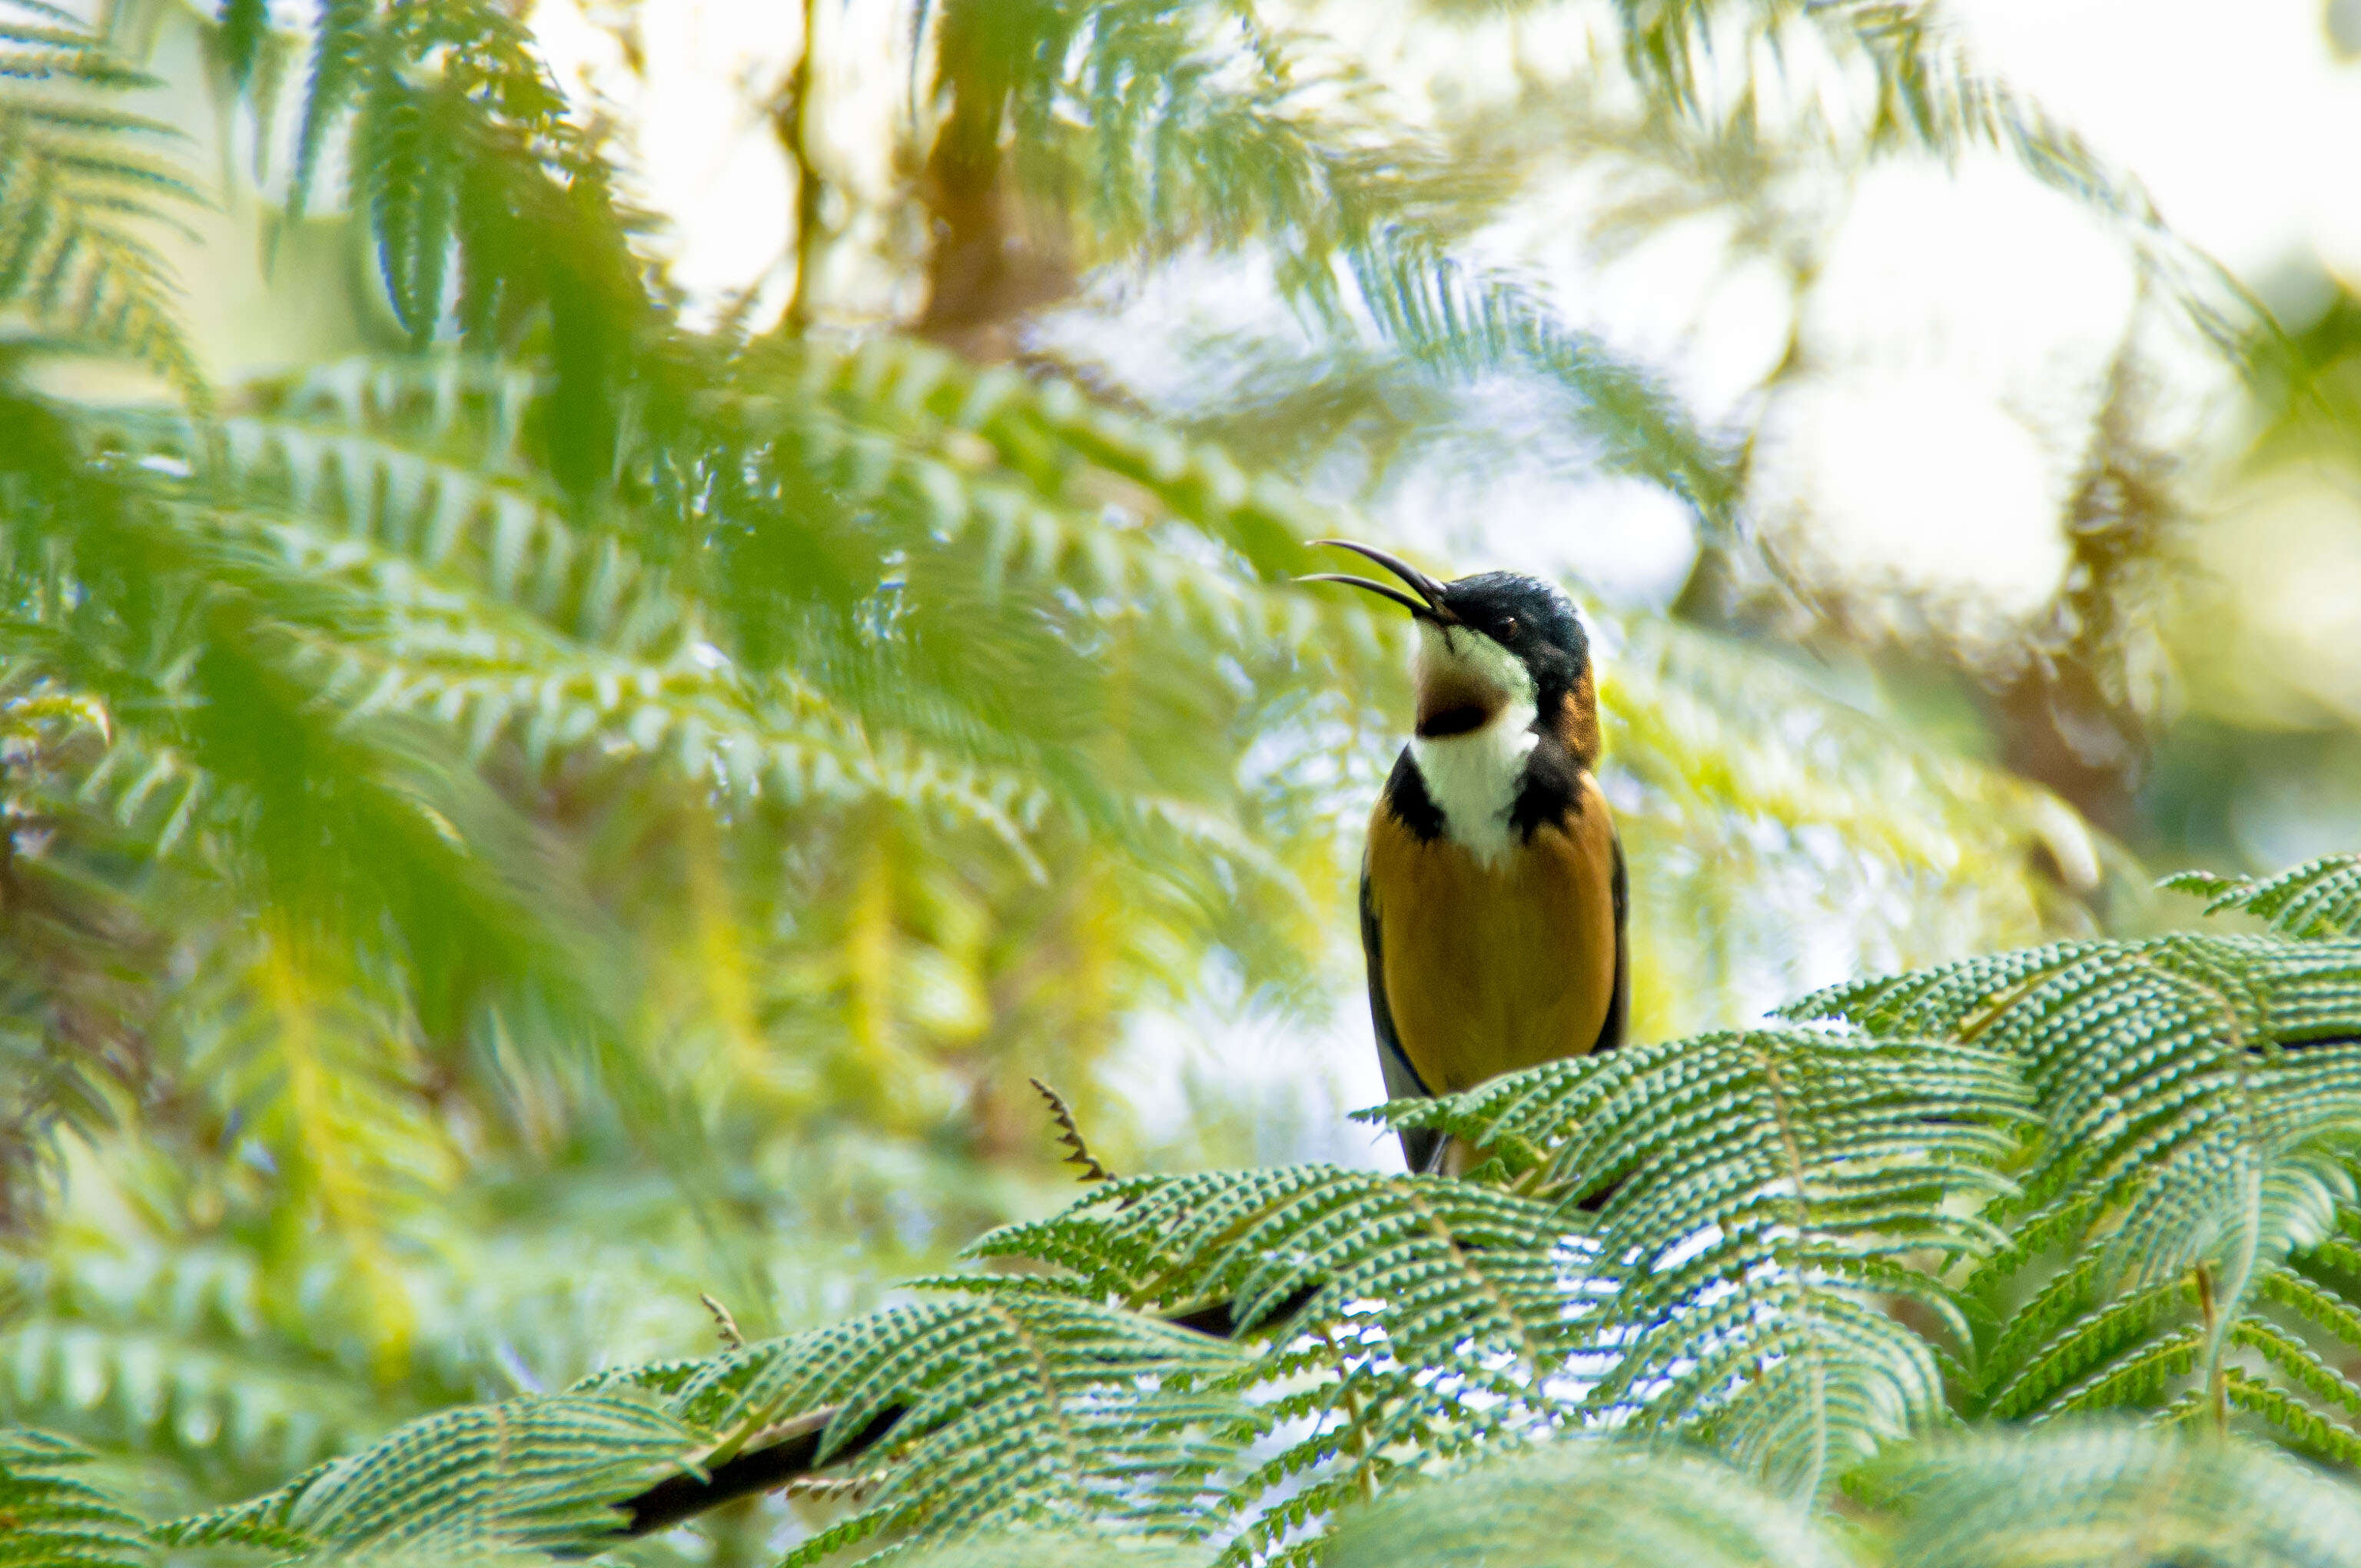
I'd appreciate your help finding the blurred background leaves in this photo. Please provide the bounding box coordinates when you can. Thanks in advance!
[2,0,2356,1559]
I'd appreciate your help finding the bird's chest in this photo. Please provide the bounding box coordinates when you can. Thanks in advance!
[1367,792,1619,1094]
[1408,719,1536,866]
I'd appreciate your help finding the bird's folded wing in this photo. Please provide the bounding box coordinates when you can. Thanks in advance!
[1361,862,1443,1174]
[1597,823,1629,1055]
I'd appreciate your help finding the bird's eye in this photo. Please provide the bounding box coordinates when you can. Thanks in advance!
[1498,616,1518,639]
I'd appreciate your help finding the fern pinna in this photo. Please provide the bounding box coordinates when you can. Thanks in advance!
[16,853,2361,1564]
[1788,855,2361,1463]
[0,1428,151,1568]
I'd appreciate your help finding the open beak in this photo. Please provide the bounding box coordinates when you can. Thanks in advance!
[1297,540,1456,623]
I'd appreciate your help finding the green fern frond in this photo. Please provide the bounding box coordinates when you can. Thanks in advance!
[2270,1255,2361,1347]
[928,0,1736,532]
[2220,1367,2361,1467]
[0,2,204,397]
[972,1165,1583,1354]
[290,0,371,222]
[211,420,689,656]
[2016,1320,2203,1421]
[885,1536,1207,1568]
[2166,855,2361,942]
[2231,1317,2361,1427]
[1779,939,2113,1039]
[1323,1440,1845,1568]
[1795,928,2361,1448]
[194,347,1371,870]
[125,384,1048,850]
[157,1390,698,1556]
[261,0,643,396]
[0,1427,153,1568]
[1582,1,2259,360]
[775,334,1337,583]
[661,1293,1241,1562]
[1972,1267,2184,1420]
[0,1311,396,1480]
[212,0,273,94]
[1803,935,2361,1284]
[1867,1423,2361,1568]
[1342,235,1738,526]
[1381,1028,2026,1496]
[971,1168,1589,1563]
[152,1458,334,1553]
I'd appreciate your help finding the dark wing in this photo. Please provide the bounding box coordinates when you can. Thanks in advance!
[1569,823,1632,1216]
[1361,859,1443,1174]
[1591,823,1630,1055]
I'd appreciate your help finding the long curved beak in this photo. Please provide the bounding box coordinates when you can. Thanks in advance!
[1297,540,1455,623]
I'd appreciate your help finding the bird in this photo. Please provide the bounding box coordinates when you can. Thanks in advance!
[1303,540,1629,1174]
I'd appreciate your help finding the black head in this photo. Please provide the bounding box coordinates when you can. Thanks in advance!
[1429,570,1589,703]
[1300,540,1598,761]
[1304,537,1587,683]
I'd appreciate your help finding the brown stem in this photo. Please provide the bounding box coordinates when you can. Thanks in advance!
[2196,1263,2227,1433]
[781,0,827,331]
[1317,1324,1380,1504]
[913,57,1074,360]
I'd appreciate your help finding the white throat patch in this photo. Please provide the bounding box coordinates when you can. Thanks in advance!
[1408,622,1538,866]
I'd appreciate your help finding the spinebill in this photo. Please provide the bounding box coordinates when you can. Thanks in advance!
[1303,541,1629,1173]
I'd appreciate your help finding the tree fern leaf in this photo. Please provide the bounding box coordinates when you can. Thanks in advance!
[1968,1253,2120,1408]
[757,335,1343,613]
[290,0,375,223]
[971,1168,1592,1553]
[672,1293,1243,1559]
[874,1536,1208,1568]
[1323,1440,1844,1568]
[1341,232,1737,527]
[2306,1223,2361,1277]
[1802,932,2361,1307]
[0,2,204,398]
[152,1458,333,1552]
[0,1313,393,1481]
[214,414,689,653]
[958,2,1745,532]
[1376,1029,2024,1494]
[2221,1368,2361,1467]
[0,1427,152,1568]
[351,68,460,344]
[1782,941,2105,1038]
[158,1390,701,1554]
[2167,855,2361,942]
[970,1168,1585,1360]
[2231,1315,2361,1426]
[214,0,270,93]
[2267,1266,2361,1350]
[1869,1423,2361,1567]
[2032,1324,2203,1419]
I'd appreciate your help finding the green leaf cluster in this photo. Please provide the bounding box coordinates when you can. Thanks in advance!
[8,854,2344,1566]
